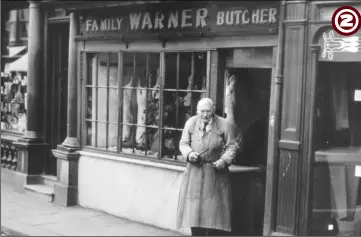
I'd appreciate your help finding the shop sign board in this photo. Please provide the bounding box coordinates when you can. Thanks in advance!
[78,1,280,39]
[319,28,361,62]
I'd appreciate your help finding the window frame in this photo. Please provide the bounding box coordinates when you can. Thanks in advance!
[80,49,211,163]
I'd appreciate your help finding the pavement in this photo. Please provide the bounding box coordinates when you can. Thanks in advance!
[1,183,183,236]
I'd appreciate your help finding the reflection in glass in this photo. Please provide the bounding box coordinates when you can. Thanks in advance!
[310,63,361,236]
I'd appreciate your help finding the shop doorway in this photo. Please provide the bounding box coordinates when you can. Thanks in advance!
[226,67,271,236]
[45,22,69,176]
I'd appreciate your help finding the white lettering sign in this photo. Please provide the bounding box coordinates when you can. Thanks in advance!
[84,6,278,32]
[215,8,277,26]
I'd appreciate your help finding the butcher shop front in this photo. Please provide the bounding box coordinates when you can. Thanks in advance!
[1,0,282,236]
[63,1,281,235]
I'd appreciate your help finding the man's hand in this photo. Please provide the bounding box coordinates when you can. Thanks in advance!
[213,159,227,170]
[188,152,200,163]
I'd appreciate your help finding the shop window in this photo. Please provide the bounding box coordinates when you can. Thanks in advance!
[1,72,27,133]
[310,62,361,236]
[85,53,119,151]
[84,51,208,161]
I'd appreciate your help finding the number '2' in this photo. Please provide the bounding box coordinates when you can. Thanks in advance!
[340,14,353,27]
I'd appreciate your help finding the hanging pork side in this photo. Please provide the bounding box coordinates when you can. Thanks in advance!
[135,74,148,149]
[122,73,134,142]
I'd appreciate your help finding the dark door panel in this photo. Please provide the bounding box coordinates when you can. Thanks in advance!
[45,22,69,175]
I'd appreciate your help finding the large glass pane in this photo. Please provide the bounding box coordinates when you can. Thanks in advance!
[86,121,95,147]
[179,52,192,90]
[163,91,177,128]
[108,123,118,151]
[194,52,207,91]
[109,53,118,87]
[97,122,107,149]
[161,129,182,160]
[108,89,118,123]
[86,88,93,119]
[97,88,107,122]
[164,53,177,89]
[97,53,109,87]
[310,62,361,236]
[87,54,96,85]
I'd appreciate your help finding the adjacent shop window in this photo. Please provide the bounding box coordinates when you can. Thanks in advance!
[84,51,208,161]
[310,62,361,236]
[6,9,29,45]
[1,72,27,132]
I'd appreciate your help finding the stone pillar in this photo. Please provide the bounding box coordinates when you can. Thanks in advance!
[24,1,44,141]
[52,12,80,207]
[14,1,48,185]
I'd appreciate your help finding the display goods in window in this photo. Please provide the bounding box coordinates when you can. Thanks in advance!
[135,76,148,149]
[122,72,135,144]
[1,72,27,132]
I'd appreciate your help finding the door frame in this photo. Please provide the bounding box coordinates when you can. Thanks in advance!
[216,46,281,235]
[43,13,70,175]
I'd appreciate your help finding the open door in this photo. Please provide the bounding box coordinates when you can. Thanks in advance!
[221,47,273,236]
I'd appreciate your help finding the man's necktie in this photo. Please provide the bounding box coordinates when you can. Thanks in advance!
[203,122,208,132]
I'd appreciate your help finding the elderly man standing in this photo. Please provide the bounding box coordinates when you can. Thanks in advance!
[176,98,240,236]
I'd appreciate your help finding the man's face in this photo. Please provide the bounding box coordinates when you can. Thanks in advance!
[197,103,214,123]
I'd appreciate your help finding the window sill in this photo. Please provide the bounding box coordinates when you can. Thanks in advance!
[314,147,361,164]
[79,150,187,172]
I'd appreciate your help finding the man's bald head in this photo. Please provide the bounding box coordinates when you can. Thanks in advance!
[197,98,215,123]
[197,98,215,111]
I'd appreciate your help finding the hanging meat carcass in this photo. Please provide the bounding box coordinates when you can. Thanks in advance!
[122,73,134,142]
[225,71,237,126]
[224,69,244,148]
[135,74,148,149]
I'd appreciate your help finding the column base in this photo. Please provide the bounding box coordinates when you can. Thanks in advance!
[52,144,80,207]
[13,138,48,175]
[53,183,78,206]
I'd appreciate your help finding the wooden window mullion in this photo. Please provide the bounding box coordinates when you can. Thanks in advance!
[206,51,211,98]
[132,53,136,153]
[158,52,165,159]
[145,53,150,155]
[95,54,99,148]
[81,52,86,148]
[117,52,123,153]
[174,53,180,160]
[190,52,195,114]
[105,53,110,149]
